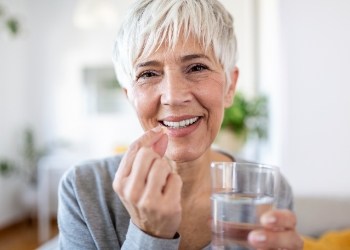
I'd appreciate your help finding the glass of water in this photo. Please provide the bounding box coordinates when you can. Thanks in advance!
[210,162,280,250]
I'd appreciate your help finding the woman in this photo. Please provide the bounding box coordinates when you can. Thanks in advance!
[58,0,303,249]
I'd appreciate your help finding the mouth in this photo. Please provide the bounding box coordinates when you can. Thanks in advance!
[160,117,200,129]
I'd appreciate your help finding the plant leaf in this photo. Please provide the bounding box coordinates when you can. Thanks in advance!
[6,18,20,35]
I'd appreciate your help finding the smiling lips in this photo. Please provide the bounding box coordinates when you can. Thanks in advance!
[161,117,200,129]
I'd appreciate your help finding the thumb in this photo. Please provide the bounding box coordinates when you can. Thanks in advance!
[152,133,168,157]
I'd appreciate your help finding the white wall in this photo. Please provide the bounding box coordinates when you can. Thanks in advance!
[0,0,30,227]
[0,0,28,162]
[219,0,257,95]
[260,0,350,196]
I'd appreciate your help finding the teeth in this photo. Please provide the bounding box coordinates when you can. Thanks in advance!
[163,117,199,128]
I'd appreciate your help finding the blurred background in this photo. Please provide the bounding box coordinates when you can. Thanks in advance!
[1,0,350,249]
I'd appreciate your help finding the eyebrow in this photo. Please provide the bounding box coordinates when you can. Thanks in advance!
[136,54,210,69]
[181,54,210,62]
[136,60,161,68]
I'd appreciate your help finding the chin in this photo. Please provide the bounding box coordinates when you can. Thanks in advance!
[165,145,206,163]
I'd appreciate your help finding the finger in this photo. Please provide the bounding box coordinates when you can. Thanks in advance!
[143,158,171,196]
[162,173,182,217]
[152,133,168,157]
[116,126,164,179]
[260,209,297,230]
[163,173,183,201]
[129,147,159,182]
[248,229,304,249]
[124,147,159,201]
[113,126,164,196]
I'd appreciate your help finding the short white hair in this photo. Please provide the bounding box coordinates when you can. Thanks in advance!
[113,0,238,89]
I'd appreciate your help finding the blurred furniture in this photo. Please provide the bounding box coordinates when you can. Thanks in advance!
[37,152,84,243]
[294,196,350,237]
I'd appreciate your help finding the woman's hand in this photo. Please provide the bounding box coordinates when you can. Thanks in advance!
[248,209,304,249]
[113,126,183,239]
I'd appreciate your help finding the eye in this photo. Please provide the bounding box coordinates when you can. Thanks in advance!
[188,64,209,73]
[136,71,159,80]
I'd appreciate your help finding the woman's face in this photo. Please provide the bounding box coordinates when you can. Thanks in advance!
[126,36,237,162]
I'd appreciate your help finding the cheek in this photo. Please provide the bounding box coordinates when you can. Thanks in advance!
[201,77,226,126]
[201,76,226,109]
[131,89,158,123]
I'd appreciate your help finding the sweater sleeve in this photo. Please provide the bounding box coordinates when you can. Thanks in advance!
[276,174,294,210]
[122,220,180,250]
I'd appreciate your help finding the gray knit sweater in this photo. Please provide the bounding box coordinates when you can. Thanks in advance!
[58,154,293,249]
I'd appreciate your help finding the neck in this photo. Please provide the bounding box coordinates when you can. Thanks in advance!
[168,148,232,201]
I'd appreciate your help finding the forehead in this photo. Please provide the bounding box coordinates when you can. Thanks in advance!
[135,35,217,66]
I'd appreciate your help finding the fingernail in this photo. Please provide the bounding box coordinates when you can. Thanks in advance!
[248,232,267,242]
[261,214,276,225]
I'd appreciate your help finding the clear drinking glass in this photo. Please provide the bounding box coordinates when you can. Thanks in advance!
[210,162,280,250]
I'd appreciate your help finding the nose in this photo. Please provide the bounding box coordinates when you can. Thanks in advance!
[160,71,192,105]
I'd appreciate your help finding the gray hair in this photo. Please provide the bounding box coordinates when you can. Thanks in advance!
[113,0,238,89]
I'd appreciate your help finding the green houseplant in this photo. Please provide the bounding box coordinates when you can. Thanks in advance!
[19,127,69,185]
[0,3,20,36]
[0,128,45,182]
[216,92,268,152]
[21,128,47,185]
[0,6,20,175]
[0,159,15,177]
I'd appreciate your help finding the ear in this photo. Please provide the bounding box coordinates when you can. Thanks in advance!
[123,88,128,98]
[123,87,134,102]
[223,67,239,108]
